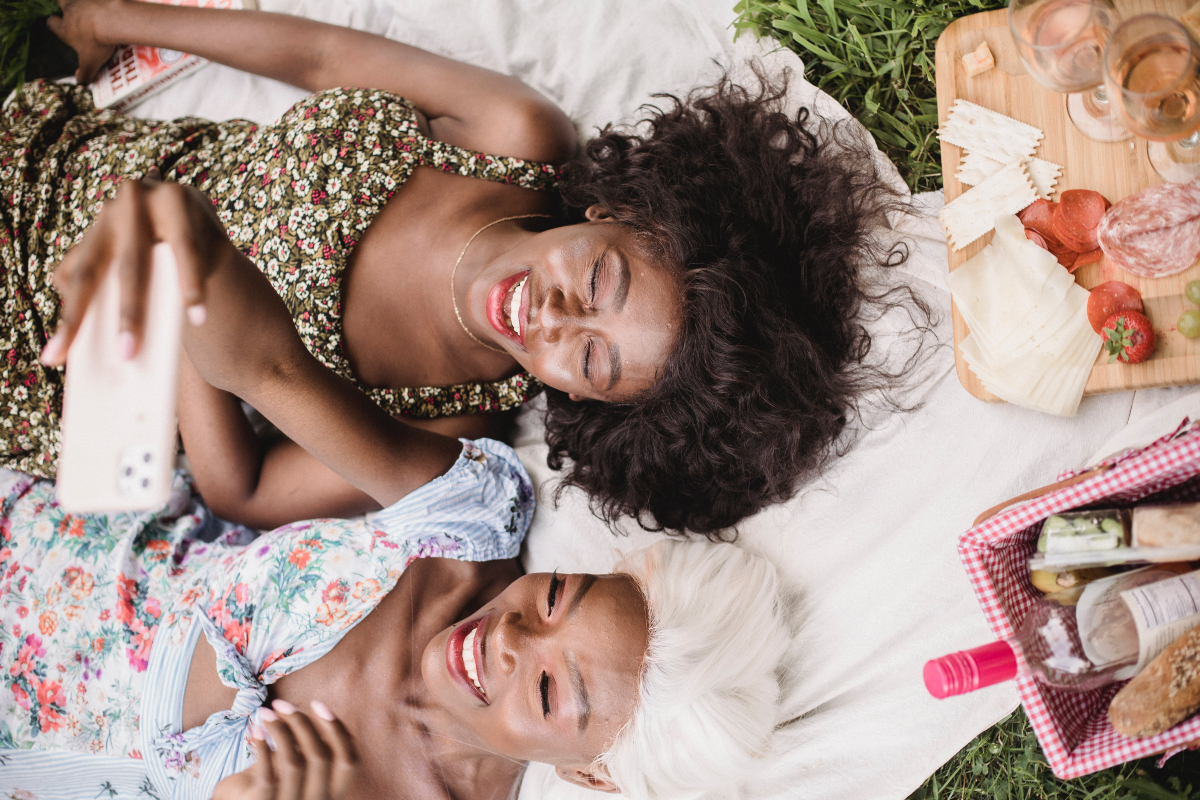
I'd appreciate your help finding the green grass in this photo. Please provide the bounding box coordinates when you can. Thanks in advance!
[733,0,1012,193]
[907,710,1200,799]
[0,0,65,98]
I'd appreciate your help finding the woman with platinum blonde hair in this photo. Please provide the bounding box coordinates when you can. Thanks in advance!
[0,184,791,800]
[602,540,790,799]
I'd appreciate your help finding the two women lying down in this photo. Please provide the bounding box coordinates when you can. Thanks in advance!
[0,165,791,798]
[0,1,926,795]
[12,0,926,537]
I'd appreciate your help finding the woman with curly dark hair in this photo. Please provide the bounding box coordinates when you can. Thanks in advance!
[24,0,925,536]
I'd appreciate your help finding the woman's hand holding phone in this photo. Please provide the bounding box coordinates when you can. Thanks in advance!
[41,173,226,367]
[49,172,460,510]
[213,701,359,800]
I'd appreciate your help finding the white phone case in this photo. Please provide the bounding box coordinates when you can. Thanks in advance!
[57,243,183,512]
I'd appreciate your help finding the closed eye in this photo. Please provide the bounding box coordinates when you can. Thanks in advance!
[589,258,601,304]
[548,571,560,615]
[540,672,551,717]
[582,339,593,382]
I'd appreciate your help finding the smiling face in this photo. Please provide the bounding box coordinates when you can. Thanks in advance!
[467,208,682,402]
[421,571,650,790]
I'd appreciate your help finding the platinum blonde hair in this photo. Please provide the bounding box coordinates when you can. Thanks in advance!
[597,539,790,800]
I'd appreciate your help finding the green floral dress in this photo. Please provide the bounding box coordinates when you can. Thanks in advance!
[0,80,556,478]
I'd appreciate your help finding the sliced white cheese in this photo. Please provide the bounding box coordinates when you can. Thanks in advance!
[951,217,1099,417]
[947,214,1060,345]
[984,275,1084,370]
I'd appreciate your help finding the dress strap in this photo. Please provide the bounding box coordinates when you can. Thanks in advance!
[413,137,560,191]
[368,371,543,418]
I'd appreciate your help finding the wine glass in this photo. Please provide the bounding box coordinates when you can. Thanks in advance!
[1105,14,1200,183]
[1009,0,1132,142]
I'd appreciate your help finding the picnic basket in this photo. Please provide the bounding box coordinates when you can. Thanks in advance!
[959,418,1200,779]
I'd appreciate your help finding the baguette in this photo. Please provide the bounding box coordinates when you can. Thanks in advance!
[1109,622,1200,738]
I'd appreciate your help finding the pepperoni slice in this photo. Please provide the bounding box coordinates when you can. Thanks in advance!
[1045,236,1078,269]
[1087,281,1144,334]
[1071,248,1104,271]
[1025,227,1049,250]
[1098,180,1200,278]
[1019,199,1058,242]
[1051,190,1111,252]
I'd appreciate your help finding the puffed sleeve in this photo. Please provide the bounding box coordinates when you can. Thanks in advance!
[369,437,534,562]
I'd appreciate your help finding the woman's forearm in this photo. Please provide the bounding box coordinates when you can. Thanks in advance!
[96,3,348,92]
[91,1,558,123]
[176,352,267,514]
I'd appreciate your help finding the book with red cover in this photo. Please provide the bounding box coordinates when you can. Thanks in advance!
[90,0,257,112]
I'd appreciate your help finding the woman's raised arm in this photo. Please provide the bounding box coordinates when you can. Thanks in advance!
[45,178,464,508]
[48,0,576,163]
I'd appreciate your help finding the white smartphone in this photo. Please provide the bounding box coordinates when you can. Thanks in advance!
[57,242,183,513]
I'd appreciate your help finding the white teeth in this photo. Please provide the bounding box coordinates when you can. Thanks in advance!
[508,276,527,337]
[462,628,483,694]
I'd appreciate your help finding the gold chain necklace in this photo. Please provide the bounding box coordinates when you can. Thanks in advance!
[451,214,553,354]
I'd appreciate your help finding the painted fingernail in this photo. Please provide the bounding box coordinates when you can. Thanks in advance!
[119,331,136,360]
[310,700,335,721]
[259,708,278,723]
[39,333,63,366]
[251,724,268,740]
[187,304,206,326]
[272,699,296,715]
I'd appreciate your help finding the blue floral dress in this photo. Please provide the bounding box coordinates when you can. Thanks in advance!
[0,438,532,800]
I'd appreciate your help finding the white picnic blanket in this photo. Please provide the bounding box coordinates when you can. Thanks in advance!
[127,1,1200,797]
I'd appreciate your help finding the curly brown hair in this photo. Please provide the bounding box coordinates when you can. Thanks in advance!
[544,70,932,539]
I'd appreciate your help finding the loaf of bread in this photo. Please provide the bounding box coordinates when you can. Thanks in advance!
[1132,502,1200,547]
[1109,622,1200,738]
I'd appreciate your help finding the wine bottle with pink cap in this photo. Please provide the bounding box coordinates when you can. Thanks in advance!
[925,567,1200,699]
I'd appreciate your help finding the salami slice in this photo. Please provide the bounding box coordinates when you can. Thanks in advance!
[1097,178,1200,278]
[1051,189,1110,252]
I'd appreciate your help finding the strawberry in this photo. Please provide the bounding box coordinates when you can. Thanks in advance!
[1102,311,1156,364]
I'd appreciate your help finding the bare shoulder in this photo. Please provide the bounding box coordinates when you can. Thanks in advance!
[429,96,578,166]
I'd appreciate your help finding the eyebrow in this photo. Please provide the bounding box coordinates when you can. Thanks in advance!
[614,254,631,312]
[567,574,597,619]
[566,651,591,735]
[606,344,622,391]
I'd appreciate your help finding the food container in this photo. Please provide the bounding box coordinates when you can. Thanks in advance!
[959,419,1200,778]
[1027,503,1200,571]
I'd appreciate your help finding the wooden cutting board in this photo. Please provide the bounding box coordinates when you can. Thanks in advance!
[934,0,1200,403]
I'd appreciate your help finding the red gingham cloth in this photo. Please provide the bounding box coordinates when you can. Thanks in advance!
[959,418,1200,779]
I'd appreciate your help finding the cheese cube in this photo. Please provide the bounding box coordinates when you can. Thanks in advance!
[962,41,995,78]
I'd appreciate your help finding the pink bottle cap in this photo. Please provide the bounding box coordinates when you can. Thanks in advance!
[924,640,1018,699]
